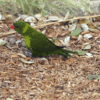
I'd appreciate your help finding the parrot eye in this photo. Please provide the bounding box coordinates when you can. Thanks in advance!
[15,26,19,28]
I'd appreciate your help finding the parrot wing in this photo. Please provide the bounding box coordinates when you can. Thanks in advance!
[25,31,64,55]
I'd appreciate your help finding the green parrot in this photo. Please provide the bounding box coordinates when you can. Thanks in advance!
[10,21,77,57]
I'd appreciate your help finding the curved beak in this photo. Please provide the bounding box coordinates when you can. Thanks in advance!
[10,25,15,29]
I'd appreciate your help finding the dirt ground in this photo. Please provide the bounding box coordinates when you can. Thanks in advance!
[0,21,100,100]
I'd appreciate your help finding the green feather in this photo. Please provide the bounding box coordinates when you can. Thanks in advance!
[13,21,77,57]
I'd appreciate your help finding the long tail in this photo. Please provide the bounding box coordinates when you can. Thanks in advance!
[59,49,78,57]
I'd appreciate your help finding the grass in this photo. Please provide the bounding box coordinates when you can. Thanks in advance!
[0,0,93,17]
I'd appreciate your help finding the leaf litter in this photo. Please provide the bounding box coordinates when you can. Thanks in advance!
[0,13,100,100]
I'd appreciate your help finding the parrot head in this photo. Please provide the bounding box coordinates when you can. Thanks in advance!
[10,21,28,36]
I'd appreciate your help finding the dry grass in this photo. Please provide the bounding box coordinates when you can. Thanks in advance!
[0,0,93,16]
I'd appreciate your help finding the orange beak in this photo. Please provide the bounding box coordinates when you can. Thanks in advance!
[10,25,15,29]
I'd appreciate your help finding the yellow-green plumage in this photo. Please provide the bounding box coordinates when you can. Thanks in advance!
[13,21,77,57]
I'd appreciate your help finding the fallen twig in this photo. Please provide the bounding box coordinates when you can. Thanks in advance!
[34,15,100,29]
[0,31,16,37]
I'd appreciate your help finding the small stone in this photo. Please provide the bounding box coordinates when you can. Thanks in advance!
[16,40,22,44]
[24,49,32,57]
[8,37,15,44]
[22,42,26,46]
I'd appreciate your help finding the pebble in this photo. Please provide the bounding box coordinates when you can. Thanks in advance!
[16,40,22,44]
[24,49,32,57]
[8,37,15,44]
[22,41,26,46]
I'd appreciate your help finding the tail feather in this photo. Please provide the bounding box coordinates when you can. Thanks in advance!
[59,49,77,57]
[62,49,78,54]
